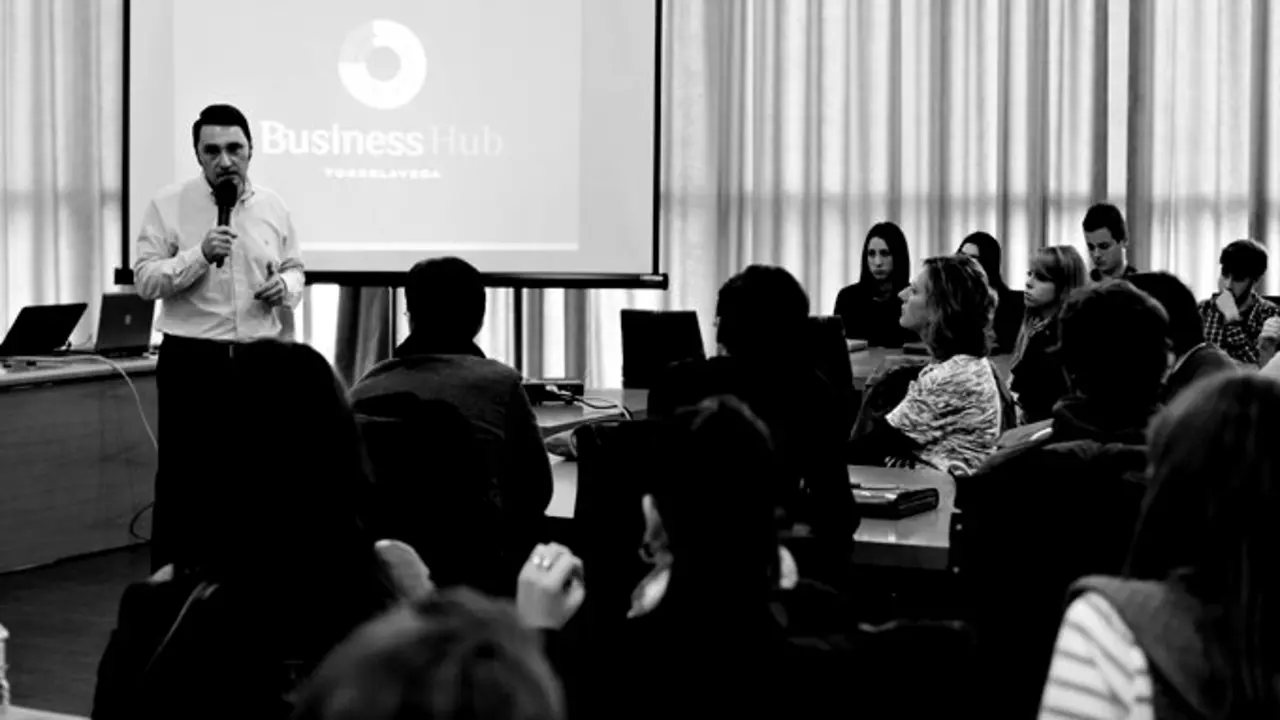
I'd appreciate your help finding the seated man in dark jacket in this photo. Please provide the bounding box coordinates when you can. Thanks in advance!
[1127,271,1236,402]
[648,265,858,583]
[955,280,1171,717]
[349,258,552,572]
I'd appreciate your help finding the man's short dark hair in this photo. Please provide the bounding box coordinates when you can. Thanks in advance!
[1057,281,1170,404]
[1082,203,1128,243]
[406,257,486,340]
[1219,239,1268,282]
[715,264,810,360]
[1127,272,1206,358]
[293,588,563,720]
[191,104,252,150]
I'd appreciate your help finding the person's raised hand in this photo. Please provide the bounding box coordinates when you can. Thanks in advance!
[1259,317,1280,364]
[201,226,236,265]
[516,542,586,630]
[1216,290,1241,324]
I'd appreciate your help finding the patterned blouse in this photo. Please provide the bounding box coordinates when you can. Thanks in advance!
[885,354,1003,476]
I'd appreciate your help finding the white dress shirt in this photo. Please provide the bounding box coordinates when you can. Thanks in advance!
[134,176,304,341]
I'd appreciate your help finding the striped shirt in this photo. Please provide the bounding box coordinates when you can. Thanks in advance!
[885,354,1002,476]
[1039,592,1153,720]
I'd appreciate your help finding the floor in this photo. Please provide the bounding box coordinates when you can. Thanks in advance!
[0,544,151,715]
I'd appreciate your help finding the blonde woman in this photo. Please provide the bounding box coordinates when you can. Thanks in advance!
[1010,246,1090,423]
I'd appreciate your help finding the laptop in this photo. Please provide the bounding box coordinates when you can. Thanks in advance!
[620,309,707,389]
[89,293,156,357]
[0,303,89,357]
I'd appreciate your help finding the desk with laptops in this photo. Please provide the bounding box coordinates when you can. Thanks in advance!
[0,294,159,572]
[0,302,956,573]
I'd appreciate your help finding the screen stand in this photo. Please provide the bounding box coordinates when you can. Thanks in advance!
[512,290,524,375]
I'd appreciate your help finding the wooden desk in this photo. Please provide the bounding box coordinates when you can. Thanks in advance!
[6,706,89,720]
[535,389,649,438]
[545,460,954,570]
[848,465,953,570]
[0,357,158,573]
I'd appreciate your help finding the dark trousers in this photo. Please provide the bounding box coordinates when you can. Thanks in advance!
[151,334,237,572]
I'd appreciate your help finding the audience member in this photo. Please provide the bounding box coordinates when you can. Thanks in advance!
[1127,271,1236,401]
[1041,373,1280,719]
[349,257,552,575]
[1009,245,1090,422]
[523,397,856,719]
[849,254,1006,476]
[834,221,918,346]
[1083,203,1137,281]
[92,341,399,720]
[293,588,564,720]
[957,281,1169,716]
[958,231,1022,352]
[649,265,857,579]
[1198,239,1280,366]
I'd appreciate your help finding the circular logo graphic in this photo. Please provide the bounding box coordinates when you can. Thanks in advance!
[338,20,427,110]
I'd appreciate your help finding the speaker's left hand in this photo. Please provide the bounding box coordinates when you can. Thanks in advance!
[254,274,287,306]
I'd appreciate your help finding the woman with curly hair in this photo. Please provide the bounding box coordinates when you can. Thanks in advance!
[854,254,1008,476]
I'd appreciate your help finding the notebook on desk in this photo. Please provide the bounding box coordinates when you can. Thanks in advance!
[851,483,940,519]
[0,303,88,358]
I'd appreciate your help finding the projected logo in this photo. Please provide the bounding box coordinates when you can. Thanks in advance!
[338,20,427,110]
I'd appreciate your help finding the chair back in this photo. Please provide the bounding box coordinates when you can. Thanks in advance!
[620,309,706,389]
[805,315,857,436]
[354,393,509,596]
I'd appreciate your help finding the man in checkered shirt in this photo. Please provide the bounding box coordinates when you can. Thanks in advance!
[1198,239,1280,366]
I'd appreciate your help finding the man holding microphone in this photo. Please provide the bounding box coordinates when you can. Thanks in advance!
[134,104,304,570]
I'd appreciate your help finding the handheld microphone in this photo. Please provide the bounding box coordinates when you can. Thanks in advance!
[213,178,239,268]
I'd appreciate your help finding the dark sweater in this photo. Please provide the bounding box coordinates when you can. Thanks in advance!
[348,336,553,524]
[1010,319,1069,423]
[93,568,396,719]
[956,396,1157,716]
[1071,575,1218,719]
[1165,342,1236,403]
[547,579,861,720]
[833,282,918,347]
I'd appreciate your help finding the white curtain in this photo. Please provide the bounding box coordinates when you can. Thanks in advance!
[0,0,123,343]
[5,1,1279,390]
[576,0,1280,388]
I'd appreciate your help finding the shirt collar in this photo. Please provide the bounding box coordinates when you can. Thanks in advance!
[1172,340,1208,376]
[204,176,255,205]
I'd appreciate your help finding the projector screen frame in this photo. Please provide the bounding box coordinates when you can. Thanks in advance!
[114,0,667,291]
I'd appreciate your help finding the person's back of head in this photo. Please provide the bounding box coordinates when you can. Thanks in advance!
[1219,238,1269,283]
[1125,373,1280,717]
[649,396,781,614]
[715,264,810,363]
[406,257,487,342]
[1126,272,1206,358]
[293,588,564,720]
[957,231,1008,293]
[191,341,378,591]
[1056,281,1169,406]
